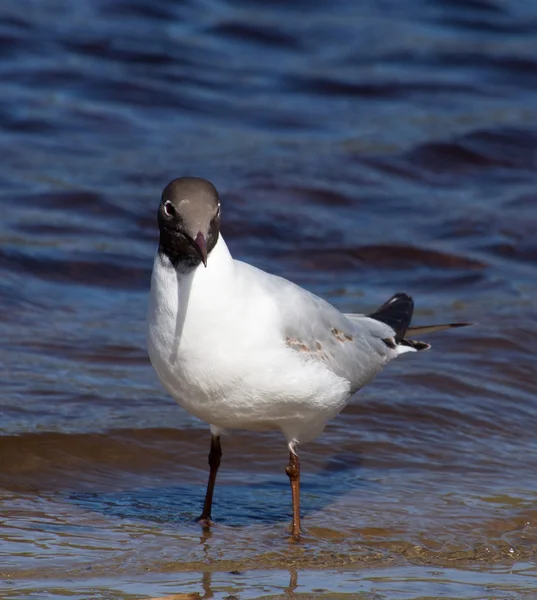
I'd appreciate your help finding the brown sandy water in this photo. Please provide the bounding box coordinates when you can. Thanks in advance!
[2,0,537,598]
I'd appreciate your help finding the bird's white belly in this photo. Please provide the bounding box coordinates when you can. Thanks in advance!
[149,322,350,438]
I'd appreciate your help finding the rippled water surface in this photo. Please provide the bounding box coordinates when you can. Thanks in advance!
[2,0,537,598]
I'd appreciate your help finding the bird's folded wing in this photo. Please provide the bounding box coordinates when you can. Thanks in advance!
[234,261,396,390]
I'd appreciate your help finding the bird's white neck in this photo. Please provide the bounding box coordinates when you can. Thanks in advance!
[148,235,234,363]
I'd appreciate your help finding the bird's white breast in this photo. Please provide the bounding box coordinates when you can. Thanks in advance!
[147,237,351,442]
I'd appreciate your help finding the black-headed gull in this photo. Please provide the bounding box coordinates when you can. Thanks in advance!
[147,177,470,538]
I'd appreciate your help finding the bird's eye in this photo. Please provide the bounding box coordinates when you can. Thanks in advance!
[163,201,175,217]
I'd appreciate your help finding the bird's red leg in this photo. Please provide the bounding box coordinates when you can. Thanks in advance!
[196,434,222,525]
[285,445,301,539]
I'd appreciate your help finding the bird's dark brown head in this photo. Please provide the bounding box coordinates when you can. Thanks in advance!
[158,177,221,269]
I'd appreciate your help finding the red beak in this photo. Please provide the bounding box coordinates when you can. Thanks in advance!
[194,232,207,267]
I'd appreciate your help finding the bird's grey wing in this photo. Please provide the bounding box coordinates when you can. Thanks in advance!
[235,261,396,391]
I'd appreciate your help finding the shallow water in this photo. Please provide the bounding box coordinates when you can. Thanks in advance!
[1,0,537,598]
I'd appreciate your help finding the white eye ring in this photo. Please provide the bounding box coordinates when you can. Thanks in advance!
[163,201,175,217]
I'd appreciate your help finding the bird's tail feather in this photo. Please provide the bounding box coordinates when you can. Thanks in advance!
[368,293,473,355]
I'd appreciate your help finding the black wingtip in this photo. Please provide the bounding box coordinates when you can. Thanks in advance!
[368,292,414,343]
[406,321,475,336]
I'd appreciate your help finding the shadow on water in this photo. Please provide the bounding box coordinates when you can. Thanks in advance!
[65,450,366,528]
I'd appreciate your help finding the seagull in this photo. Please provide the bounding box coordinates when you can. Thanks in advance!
[147,177,471,539]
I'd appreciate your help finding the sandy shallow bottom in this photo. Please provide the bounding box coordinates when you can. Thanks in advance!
[3,421,537,599]
[3,563,537,599]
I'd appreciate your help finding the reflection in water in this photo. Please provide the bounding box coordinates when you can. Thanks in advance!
[201,570,212,600]
[286,568,299,595]
[194,565,299,599]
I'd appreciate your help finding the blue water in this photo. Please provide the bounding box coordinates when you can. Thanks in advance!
[1,0,537,598]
